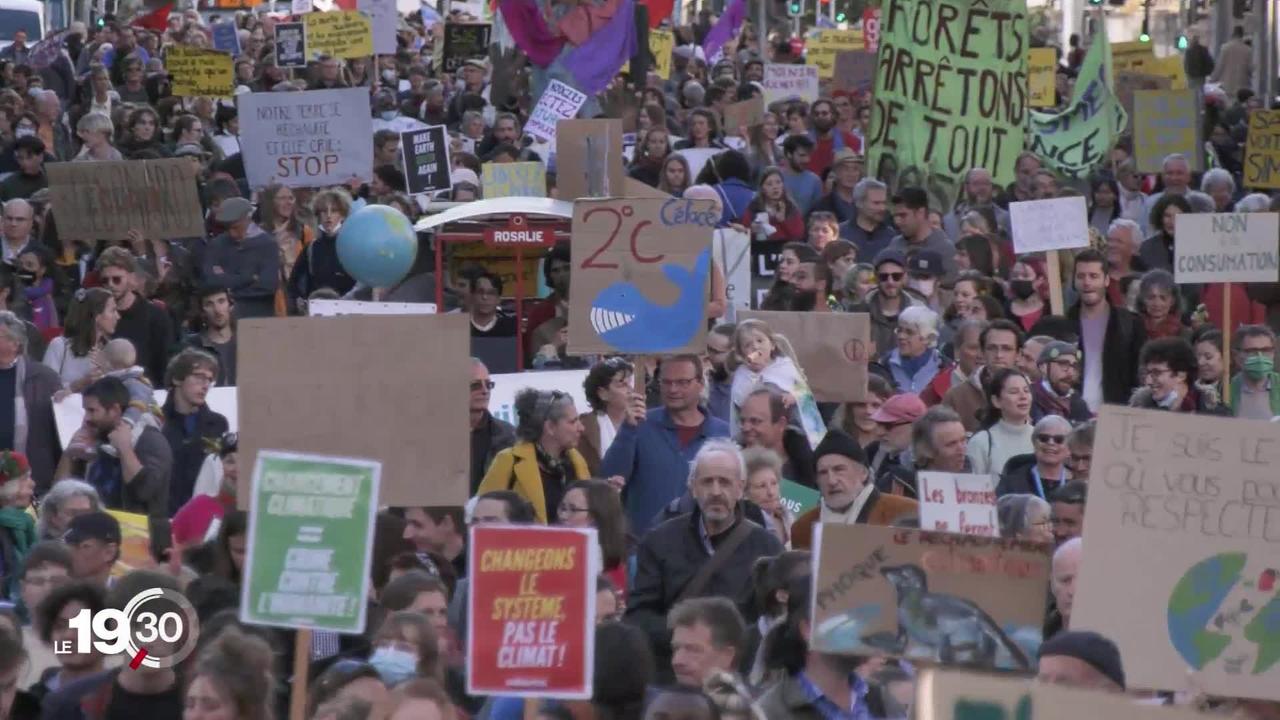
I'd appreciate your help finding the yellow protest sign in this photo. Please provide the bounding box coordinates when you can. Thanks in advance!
[1133,89,1199,173]
[1244,110,1280,189]
[303,10,374,60]
[1028,47,1056,107]
[167,45,234,98]
[808,29,863,79]
[649,28,674,79]
[107,510,154,577]
[1147,54,1187,89]
[1111,40,1155,74]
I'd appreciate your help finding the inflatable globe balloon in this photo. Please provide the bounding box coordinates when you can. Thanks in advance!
[336,205,418,288]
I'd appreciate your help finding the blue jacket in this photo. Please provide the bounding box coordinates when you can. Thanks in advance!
[714,179,756,228]
[599,406,730,536]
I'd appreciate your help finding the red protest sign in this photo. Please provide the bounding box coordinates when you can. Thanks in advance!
[467,526,599,698]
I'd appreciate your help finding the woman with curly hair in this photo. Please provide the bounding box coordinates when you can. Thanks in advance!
[184,626,278,720]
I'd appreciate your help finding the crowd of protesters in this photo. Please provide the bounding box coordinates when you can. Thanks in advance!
[0,2,1276,720]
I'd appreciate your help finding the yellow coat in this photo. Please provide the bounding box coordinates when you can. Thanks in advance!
[476,442,590,524]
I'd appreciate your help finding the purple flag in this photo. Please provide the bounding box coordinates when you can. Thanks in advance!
[701,0,745,65]
[27,30,70,70]
[499,0,565,67]
[564,0,637,95]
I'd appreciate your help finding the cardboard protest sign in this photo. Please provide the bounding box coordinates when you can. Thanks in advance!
[1173,213,1280,284]
[833,51,876,93]
[556,119,625,200]
[1008,197,1089,253]
[483,162,547,198]
[167,45,234,97]
[916,668,1217,720]
[358,0,397,54]
[467,525,598,698]
[303,10,373,60]
[237,315,471,508]
[273,22,307,68]
[238,87,373,189]
[402,125,451,196]
[1244,110,1280,189]
[763,64,818,104]
[917,472,999,537]
[1073,407,1280,699]
[1028,30,1127,180]
[308,299,438,316]
[567,198,715,355]
[811,524,1050,669]
[1134,90,1200,173]
[868,0,1028,212]
[441,23,491,72]
[808,29,864,78]
[211,22,241,55]
[712,228,750,322]
[649,28,674,79]
[736,310,871,402]
[1114,71,1171,130]
[240,451,380,632]
[723,96,765,136]
[1028,47,1056,107]
[526,81,587,143]
[47,159,204,241]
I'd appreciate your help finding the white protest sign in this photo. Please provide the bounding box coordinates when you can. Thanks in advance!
[238,87,373,189]
[358,0,398,54]
[677,148,725,183]
[917,471,1000,537]
[526,80,588,143]
[1174,212,1280,284]
[1009,196,1090,253]
[713,227,751,321]
[308,299,438,316]
[486,369,589,427]
[763,64,819,105]
[54,387,240,449]
[292,0,312,12]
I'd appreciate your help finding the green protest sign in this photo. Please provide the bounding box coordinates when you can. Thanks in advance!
[1028,28,1127,180]
[780,479,821,516]
[867,0,1029,212]
[240,450,380,633]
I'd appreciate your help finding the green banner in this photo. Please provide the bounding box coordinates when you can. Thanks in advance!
[780,479,821,517]
[867,0,1029,212]
[1028,27,1127,180]
[241,451,380,633]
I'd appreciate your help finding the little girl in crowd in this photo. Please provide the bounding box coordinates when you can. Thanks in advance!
[729,318,826,448]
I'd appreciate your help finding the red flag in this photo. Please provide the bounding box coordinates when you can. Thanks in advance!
[131,2,172,31]
[640,0,672,28]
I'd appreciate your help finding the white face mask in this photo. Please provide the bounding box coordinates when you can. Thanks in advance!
[908,277,936,298]
[14,128,35,138]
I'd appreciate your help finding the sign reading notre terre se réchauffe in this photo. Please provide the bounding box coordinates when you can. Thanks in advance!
[868,0,1029,213]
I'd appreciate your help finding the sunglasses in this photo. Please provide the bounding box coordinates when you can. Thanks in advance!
[470,380,495,391]
[1035,434,1066,445]
[878,272,904,282]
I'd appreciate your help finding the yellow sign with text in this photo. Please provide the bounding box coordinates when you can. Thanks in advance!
[1244,110,1280,189]
[168,45,234,97]
[1111,40,1155,74]
[649,28,674,79]
[808,29,864,79]
[1028,47,1056,107]
[304,10,374,60]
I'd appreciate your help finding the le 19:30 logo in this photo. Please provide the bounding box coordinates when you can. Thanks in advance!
[55,588,201,669]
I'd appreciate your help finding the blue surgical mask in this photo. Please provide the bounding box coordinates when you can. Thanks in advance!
[369,646,417,686]
[380,110,398,121]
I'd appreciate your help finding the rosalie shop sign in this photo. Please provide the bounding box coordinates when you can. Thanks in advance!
[867,0,1029,212]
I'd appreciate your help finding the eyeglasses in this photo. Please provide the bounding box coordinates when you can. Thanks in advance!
[1035,434,1066,445]
[1241,346,1276,357]
[879,272,904,282]
[1069,453,1092,465]
[557,503,589,516]
[470,380,495,392]
[1142,367,1173,380]
[103,275,128,286]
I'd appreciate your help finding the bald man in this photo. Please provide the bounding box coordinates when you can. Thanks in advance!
[1,199,35,265]
[1047,537,1081,637]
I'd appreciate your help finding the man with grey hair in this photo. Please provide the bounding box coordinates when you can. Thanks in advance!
[33,90,72,161]
[1230,324,1279,419]
[1235,192,1273,213]
[942,167,1010,240]
[37,478,100,540]
[627,438,782,677]
[1047,537,1082,636]
[840,177,895,260]
[0,310,60,492]
[1143,153,1191,218]
[1200,168,1236,211]
[468,357,514,494]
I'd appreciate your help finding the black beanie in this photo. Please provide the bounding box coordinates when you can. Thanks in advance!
[1038,630,1126,690]
[813,428,867,468]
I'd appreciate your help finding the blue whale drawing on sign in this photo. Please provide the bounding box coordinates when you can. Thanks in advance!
[589,247,711,352]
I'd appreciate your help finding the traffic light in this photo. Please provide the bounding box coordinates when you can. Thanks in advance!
[835,10,846,20]
[1139,32,1151,41]
[787,0,804,17]
[1088,0,1103,6]
[1176,34,1188,49]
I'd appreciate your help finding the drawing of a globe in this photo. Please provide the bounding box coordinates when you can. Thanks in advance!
[1167,553,1245,669]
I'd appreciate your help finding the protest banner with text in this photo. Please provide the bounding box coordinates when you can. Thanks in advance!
[1028,47,1056,107]
[237,314,470,508]
[918,472,999,536]
[274,22,307,68]
[240,451,379,633]
[1073,407,1280,699]
[211,22,241,55]
[303,10,373,60]
[1009,196,1090,253]
[868,0,1029,212]
[483,162,547,198]
[467,526,598,698]
[1173,213,1280,284]
[763,64,818,105]
[649,28,674,79]
[811,524,1050,670]
[238,87,373,189]
[48,159,204,241]
[358,0,397,54]
[1028,29,1126,180]
[402,125,451,196]
[713,227,751,322]
[1134,90,1200,173]
[737,310,871,402]
[568,198,715,355]
[441,23,491,72]
[168,45,234,97]
[808,29,864,78]
[1244,110,1280,190]
[526,81,587,143]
